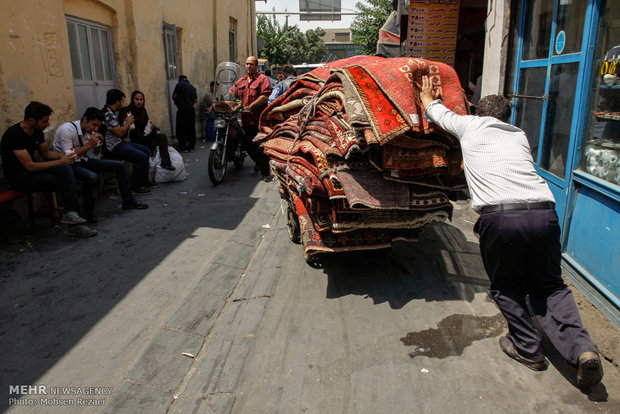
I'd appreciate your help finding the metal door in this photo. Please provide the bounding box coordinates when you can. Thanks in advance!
[164,24,179,135]
[511,0,593,225]
[66,17,116,116]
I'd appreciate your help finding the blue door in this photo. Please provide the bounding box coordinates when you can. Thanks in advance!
[511,0,593,226]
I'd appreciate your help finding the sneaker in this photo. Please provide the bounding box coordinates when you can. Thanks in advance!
[132,186,152,194]
[161,163,176,171]
[67,224,97,238]
[577,351,603,389]
[499,335,548,371]
[122,200,149,210]
[84,214,98,224]
[61,211,87,225]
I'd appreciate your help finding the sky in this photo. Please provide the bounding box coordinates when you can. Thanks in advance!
[255,0,362,32]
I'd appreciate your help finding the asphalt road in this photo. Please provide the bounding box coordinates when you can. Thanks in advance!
[1,145,618,413]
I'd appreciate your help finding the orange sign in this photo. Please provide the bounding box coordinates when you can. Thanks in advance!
[407,0,460,66]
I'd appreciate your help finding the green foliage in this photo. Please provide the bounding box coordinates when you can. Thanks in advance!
[257,15,328,65]
[351,0,394,55]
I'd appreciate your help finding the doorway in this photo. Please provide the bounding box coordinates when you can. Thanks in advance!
[66,17,116,116]
[511,0,592,224]
[164,24,180,135]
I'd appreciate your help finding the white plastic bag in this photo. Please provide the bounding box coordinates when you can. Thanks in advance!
[149,147,187,183]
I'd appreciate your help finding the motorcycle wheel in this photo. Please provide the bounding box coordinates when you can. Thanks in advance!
[208,141,227,185]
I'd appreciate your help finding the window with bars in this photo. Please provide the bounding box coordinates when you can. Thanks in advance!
[66,18,113,82]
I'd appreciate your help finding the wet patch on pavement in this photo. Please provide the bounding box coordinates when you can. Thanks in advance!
[401,313,505,359]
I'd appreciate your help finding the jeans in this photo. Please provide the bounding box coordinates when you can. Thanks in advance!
[72,158,135,216]
[109,142,150,187]
[9,164,80,213]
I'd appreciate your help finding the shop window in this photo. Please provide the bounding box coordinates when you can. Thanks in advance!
[553,0,587,55]
[541,62,579,177]
[522,0,554,61]
[580,1,620,187]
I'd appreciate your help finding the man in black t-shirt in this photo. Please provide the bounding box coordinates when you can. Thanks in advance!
[0,101,96,237]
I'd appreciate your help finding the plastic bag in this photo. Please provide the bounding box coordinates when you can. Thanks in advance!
[143,121,153,136]
[149,147,187,183]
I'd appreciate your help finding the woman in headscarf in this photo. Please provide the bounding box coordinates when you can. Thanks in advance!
[120,90,175,170]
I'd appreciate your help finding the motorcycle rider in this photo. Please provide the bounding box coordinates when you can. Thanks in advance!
[229,56,273,182]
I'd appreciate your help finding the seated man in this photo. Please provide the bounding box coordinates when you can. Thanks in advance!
[102,89,152,194]
[0,101,96,237]
[53,107,148,223]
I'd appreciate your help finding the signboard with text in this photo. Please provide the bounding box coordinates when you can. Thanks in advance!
[407,0,460,66]
[299,0,342,21]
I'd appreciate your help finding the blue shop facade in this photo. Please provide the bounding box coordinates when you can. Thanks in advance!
[506,0,619,325]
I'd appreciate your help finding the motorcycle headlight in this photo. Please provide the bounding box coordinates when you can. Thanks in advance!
[214,119,226,129]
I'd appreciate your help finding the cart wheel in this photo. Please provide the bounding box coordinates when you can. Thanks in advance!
[287,207,300,244]
[304,252,322,269]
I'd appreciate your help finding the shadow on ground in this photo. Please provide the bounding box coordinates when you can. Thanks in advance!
[0,147,264,405]
[318,222,489,309]
[318,220,490,308]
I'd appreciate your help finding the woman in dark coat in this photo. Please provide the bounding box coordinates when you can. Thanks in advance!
[120,90,175,170]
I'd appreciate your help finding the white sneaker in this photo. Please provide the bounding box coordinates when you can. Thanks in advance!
[67,224,97,238]
[61,211,87,224]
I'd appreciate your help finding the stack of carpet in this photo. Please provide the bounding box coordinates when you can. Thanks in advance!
[255,56,469,258]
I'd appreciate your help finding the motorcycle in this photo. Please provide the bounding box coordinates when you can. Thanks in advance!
[208,62,247,185]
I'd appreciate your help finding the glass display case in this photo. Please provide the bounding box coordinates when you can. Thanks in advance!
[580,1,620,186]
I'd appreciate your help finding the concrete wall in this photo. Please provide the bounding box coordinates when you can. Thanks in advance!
[481,0,511,98]
[0,0,255,139]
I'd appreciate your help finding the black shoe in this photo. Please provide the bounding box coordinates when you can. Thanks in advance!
[132,186,152,194]
[262,174,273,183]
[122,200,149,209]
[499,335,548,371]
[577,351,603,389]
[161,163,176,171]
[84,214,98,224]
[67,224,98,238]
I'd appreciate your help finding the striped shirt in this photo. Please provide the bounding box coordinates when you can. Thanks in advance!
[425,100,554,212]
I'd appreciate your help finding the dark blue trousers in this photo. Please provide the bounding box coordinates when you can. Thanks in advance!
[110,142,150,188]
[72,158,135,216]
[10,164,80,213]
[475,208,597,364]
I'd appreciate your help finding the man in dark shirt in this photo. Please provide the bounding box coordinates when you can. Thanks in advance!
[0,101,96,237]
[230,56,273,181]
[172,75,198,152]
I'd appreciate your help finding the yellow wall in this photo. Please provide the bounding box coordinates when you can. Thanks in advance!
[0,0,75,133]
[0,0,256,138]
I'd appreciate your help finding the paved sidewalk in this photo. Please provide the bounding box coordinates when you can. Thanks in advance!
[1,145,618,413]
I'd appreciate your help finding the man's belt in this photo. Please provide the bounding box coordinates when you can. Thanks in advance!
[480,201,555,214]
